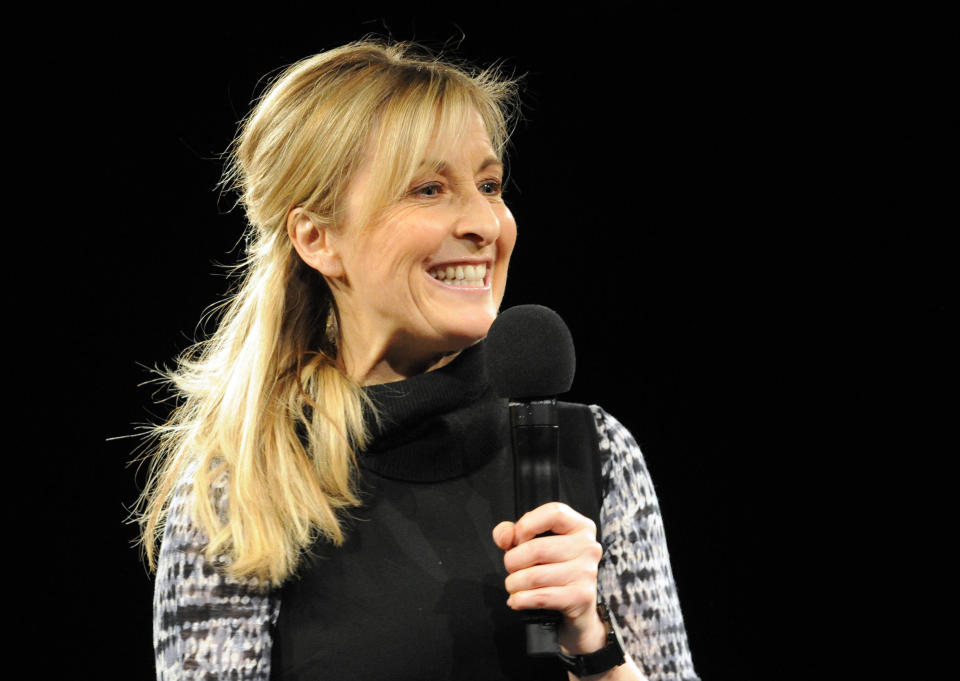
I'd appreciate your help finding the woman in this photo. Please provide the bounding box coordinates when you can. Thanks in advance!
[136,39,699,681]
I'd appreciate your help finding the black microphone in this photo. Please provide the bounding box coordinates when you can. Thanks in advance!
[485,304,576,657]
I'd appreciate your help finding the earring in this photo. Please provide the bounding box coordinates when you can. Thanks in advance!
[323,305,340,357]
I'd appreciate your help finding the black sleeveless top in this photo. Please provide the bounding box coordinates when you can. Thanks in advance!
[271,342,603,680]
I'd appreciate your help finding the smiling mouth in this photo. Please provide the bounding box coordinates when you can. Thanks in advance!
[427,263,489,288]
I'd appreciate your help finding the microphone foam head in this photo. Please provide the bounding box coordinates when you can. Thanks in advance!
[484,304,576,399]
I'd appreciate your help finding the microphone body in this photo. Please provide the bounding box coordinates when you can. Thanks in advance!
[510,398,562,656]
[511,399,559,520]
[485,304,577,658]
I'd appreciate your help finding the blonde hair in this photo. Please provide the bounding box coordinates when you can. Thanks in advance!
[132,38,522,586]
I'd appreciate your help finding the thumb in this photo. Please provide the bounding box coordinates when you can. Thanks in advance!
[492,521,516,550]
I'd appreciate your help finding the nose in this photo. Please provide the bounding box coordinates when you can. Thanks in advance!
[452,189,501,247]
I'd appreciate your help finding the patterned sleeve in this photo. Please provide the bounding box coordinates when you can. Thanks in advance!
[153,462,281,680]
[589,405,700,681]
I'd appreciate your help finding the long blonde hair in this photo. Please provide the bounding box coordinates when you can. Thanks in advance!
[133,38,521,586]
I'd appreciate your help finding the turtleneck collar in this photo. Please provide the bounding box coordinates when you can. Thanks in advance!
[359,341,508,482]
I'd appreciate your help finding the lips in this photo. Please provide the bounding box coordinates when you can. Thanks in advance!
[427,262,488,287]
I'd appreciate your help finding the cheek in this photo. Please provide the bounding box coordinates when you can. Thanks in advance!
[494,215,518,299]
[365,225,438,286]
[498,212,518,268]
[402,223,452,267]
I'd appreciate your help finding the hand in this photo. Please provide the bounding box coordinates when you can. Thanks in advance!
[492,502,608,655]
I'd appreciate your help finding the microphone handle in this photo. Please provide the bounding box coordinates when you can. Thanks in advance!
[510,399,562,657]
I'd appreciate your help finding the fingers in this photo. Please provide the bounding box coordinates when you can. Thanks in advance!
[504,559,600,627]
[502,532,603,574]
[512,502,597,545]
[491,503,606,647]
[491,503,594,552]
[503,554,600,599]
[491,503,600,573]
[506,582,599,621]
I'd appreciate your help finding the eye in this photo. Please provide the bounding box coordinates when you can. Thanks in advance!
[412,182,443,197]
[479,179,503,196]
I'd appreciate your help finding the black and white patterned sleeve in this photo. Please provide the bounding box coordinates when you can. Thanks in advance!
[590,405,700,681]
[153,462,280,680]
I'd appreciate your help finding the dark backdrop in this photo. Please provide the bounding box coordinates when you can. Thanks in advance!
[36,5,949,680]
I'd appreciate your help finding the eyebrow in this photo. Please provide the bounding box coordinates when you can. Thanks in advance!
[419,157,503,175]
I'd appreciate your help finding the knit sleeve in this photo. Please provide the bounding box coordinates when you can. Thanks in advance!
[589,405,700,681]
[153,462,280,681]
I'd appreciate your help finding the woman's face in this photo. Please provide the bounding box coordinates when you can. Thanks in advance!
[324,111,517,383]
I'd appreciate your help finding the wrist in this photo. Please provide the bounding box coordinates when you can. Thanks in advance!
[557,600,627,678]
[559,611,609,655]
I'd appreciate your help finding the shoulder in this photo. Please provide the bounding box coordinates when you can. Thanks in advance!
[588,405,641,457]
[555,401,642,464]
[586,405,653,497]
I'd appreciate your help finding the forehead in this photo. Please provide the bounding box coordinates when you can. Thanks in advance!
[341,108,499,228]
[391,108,496,161]
[420,114,499,172]
[359,109,498,185]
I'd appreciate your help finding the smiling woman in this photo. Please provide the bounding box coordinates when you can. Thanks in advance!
[133,37,698,681]
[288,110,517,384]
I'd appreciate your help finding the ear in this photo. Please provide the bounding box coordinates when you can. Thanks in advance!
[287,207,345,279]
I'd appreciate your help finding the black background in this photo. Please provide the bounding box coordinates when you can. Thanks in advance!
[28,4,950,680]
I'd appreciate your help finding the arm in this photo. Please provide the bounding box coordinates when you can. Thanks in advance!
[153,464,280,681]
[591,405,700,681]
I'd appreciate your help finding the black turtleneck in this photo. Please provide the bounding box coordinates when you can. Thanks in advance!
[271,342,602,681]
[360,342,506,482]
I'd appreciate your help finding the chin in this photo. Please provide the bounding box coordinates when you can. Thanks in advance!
[436,315,497,349]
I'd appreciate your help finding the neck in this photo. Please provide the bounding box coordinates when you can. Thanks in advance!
[336,322,466,386]
[348,348,463,386]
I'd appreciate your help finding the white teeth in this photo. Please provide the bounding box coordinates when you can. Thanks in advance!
[428,263,488,287]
